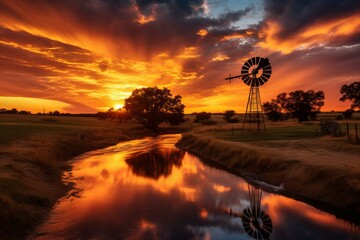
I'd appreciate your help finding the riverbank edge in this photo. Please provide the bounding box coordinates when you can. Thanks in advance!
[1,126,165,240]
[175,133,360,225]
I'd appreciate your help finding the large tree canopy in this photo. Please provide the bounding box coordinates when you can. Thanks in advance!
[263,90,325,122]
[340,82,360,110]
[262,99,283,122]
[124,87,185,130]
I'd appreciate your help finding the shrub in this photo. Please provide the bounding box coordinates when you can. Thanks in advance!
[229,118,240,123]
[194,112,211,123]
[336,115,343,121]
[202,119,217,125]
[342,109,354,119]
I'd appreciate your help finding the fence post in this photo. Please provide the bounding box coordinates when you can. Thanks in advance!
[355,122,359,144]
[232,127,234,136]
[346,122,350,140]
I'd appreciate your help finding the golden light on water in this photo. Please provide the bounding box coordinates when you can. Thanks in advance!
[35,136,359,239]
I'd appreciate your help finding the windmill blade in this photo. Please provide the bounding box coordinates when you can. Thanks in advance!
[227,57,272,86]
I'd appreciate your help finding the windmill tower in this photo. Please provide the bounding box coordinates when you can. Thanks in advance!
[225,57,272,132]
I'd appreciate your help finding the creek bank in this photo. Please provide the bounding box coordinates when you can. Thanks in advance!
[0,126,158,240]
[176,133,360,224]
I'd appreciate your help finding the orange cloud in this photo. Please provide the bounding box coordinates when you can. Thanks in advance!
[197,29,208,37]
[0,0,358,113]
[260,14,360,54]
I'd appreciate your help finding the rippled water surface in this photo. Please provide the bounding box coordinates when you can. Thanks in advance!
[35,135,359,240]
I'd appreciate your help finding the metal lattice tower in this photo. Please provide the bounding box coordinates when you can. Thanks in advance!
[225,57,272,133]
[243,86,266,132]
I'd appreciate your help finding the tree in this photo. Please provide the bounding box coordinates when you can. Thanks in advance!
[223,110,235,122]
[269,90,324,122]
[342,109,354,119]
[18,110,30,115]
[194,112,211,123]
[340,82,360,110]
[262,100,283,122]
[124,87,185,130]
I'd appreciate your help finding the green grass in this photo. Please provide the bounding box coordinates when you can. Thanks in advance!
[195,122,321,142]
[0,114,140,146]
[206,123,320,142]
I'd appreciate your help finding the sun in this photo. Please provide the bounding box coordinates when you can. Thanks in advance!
[113,104,123,110]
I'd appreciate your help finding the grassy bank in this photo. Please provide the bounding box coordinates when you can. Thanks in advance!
[176,132,360,223]
[0,114,169,239]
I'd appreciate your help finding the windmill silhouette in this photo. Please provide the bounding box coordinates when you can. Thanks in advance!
[226,184,273,240]
[225,57,272,132]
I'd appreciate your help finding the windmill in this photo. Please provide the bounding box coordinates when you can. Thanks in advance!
[225,57,272,132]
[226,185,273,240]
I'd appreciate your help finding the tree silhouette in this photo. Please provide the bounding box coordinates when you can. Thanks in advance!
[340,82,360,110]
[266,90,324,122]
[124,87,185,130]
[343,109,354,119]
[262,100,283,122]
[221,110,233,122]
[125,149,184,180]
[194,112,211,123]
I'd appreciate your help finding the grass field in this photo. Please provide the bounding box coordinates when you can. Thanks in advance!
[188,112,360,143]
[0,114,141,146]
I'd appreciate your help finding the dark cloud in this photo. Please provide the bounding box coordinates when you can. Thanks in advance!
[98,61,109,72]
[264,0,360,40]
[136,0,206,17]
[0,0,256,59]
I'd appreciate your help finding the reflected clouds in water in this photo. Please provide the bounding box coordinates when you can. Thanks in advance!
[35,135,360,240]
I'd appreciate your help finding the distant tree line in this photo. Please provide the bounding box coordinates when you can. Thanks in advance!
[263,90,325,122]
[97,107,131,122]
[0,108,30,115]
[262,81,360,122]
[0,108,97,117]
[2,82,359,129]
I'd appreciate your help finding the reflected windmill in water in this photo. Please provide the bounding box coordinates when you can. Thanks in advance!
[227,184,273,240]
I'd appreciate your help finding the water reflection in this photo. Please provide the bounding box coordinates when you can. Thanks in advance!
[34,135,360,240]
[125,149,184,179]
[226,185,273,240]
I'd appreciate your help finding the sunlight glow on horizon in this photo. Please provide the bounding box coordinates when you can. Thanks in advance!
[0,1,358,113]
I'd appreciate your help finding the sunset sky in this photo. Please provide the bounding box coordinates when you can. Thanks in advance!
[0,0,359,113]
